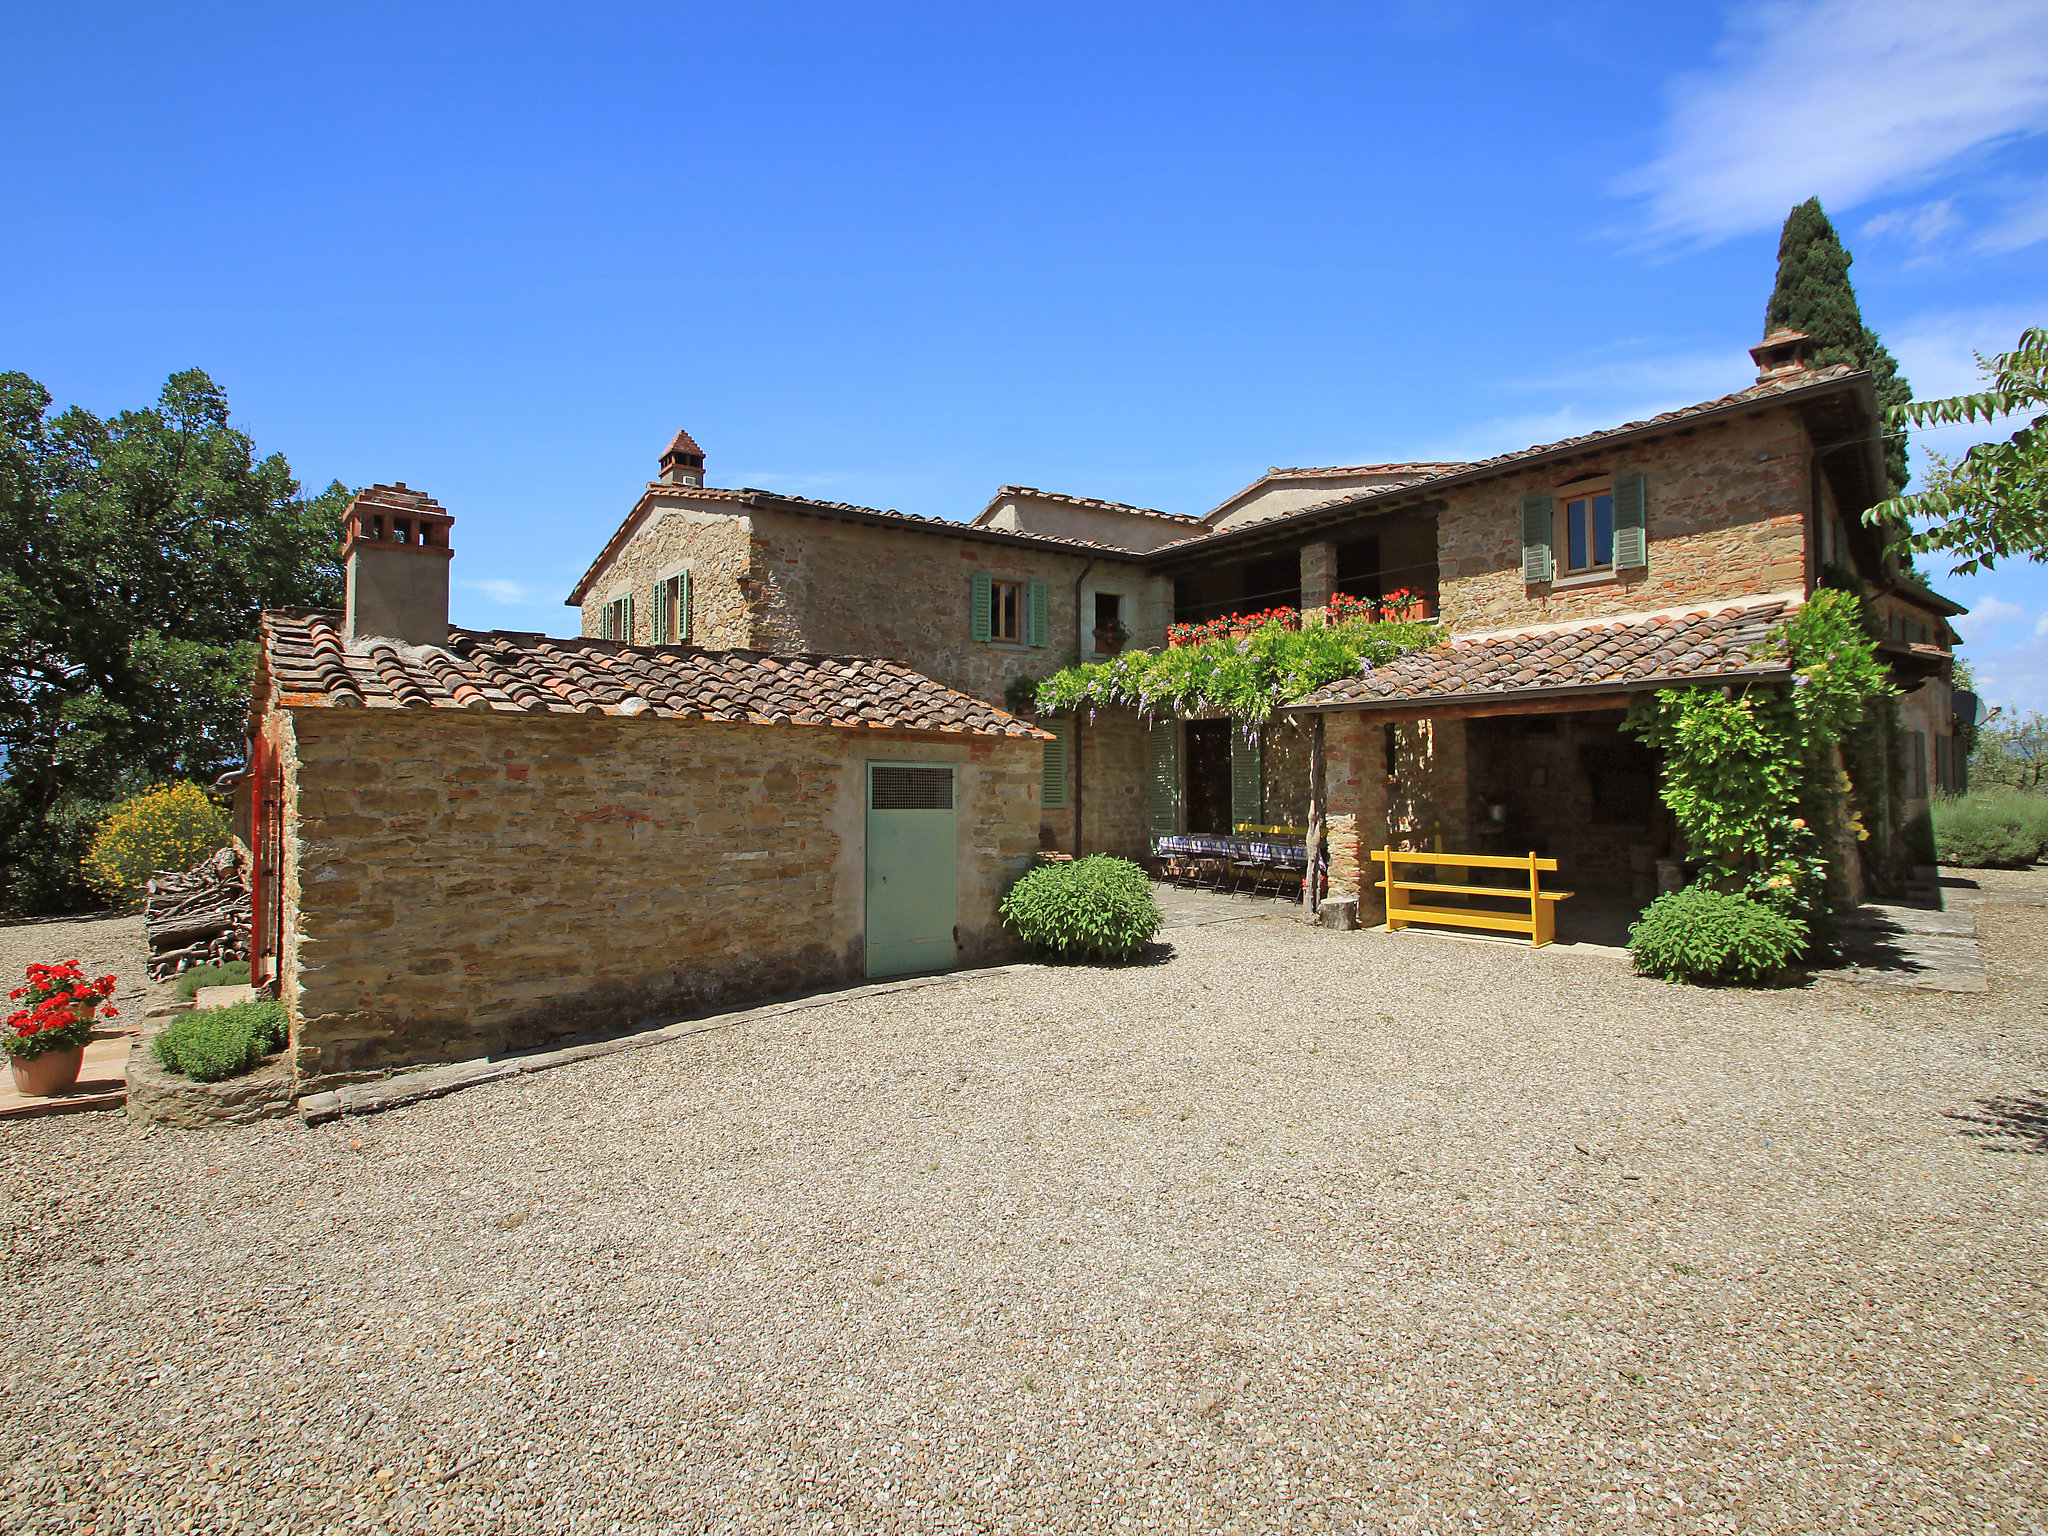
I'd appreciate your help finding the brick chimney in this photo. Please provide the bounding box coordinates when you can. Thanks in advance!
[1750,328,1816,383]
[343,484,455,645]
[659,428,705,487]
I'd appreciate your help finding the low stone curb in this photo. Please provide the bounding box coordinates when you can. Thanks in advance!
[297,962,1047,1126]
[127,1049,296,1129]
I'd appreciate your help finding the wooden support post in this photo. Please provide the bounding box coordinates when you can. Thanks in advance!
[1529,851,1551,947]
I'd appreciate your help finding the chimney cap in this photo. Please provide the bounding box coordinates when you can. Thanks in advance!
[1751,328,1817,382]
[343,484,454,558]
[660,427,706,485]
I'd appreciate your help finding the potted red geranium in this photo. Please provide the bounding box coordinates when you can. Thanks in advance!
[4,961,118,1097]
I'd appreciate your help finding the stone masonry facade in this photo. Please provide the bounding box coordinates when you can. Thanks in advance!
[1432,410,1808,633]
[268,705,1041,1091]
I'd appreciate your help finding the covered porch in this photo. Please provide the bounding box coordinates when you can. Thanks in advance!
[1283,598,1800,945]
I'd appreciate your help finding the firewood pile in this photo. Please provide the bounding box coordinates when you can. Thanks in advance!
[145,847,253,979]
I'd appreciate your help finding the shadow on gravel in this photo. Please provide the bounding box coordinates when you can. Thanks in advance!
[1946,1093,2048,1154]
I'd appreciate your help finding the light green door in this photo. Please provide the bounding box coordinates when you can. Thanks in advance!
[865,763,959,978]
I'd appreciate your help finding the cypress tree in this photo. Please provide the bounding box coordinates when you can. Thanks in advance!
[1764,197,1914,493]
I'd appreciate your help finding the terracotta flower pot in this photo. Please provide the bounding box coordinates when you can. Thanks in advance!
[11,1045,85,1097]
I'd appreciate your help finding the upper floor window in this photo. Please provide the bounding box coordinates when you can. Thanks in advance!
[971,572,1048,648]
[1521,474,1647,585]
[601,594,633,641]
[991,580,1022,642]
[1562,485,1616,573]
[654,572,692,643]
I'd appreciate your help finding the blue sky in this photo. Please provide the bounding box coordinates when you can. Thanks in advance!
[7,2,2046,707]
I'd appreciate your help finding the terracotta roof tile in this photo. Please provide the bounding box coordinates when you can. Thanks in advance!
[567,484,1144,604]
[262,611,1048,738]
[1154,365,1867,554]
[1289,598,1796,713]
[981,486,1207,525]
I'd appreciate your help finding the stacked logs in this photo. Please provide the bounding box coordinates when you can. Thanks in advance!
[145,848,252,979]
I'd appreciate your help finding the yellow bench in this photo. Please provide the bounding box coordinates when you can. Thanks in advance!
[1371,848,1574,947]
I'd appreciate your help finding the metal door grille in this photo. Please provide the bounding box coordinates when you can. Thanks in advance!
[870,766,953,811]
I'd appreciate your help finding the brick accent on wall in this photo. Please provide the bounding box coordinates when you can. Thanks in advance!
[1298,541,1336,611]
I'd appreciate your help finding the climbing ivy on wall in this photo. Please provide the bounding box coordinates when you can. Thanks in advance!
[1034,614,1439,725]
[1623,588,1894,926]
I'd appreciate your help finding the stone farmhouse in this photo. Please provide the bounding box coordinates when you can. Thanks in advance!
[247,485,1047,1089]
[568,331,1964,916]
[245,329,1964,1092]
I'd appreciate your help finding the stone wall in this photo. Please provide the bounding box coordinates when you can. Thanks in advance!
[743,511,1166,704]
[1078,711,1149,859]
[1436,410,1810,633]
[273,706,1041,1090]
[579,503,756,648]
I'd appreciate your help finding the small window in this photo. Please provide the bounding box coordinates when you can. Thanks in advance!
[601,595,633,641]
[1560,487,1615,574]
[1094,592,1121,631]
[990,580,1022,643]
[654,573,691,644]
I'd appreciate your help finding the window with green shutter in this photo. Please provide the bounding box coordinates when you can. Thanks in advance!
[1041,716,1070,808]
[602,594,633,641]
[1521,494,1554,585]
[681,570,694,640]
[1229,730,1262,829]
[1613,474,1647,570]
[971,572,992,641]
[1027,580,1049,648]
[651,572,694,643]
[1147,720,1179,834]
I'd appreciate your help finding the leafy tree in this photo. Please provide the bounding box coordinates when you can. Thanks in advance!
[0,369,351,913]
[1867,327,2047,576]
[1764,197,1915,494]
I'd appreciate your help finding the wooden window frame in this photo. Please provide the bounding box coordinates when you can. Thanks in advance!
[1556,480,1617,577]
[989,580,1023,644]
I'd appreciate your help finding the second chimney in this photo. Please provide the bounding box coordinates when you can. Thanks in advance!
[343,484,455,645]
[1750,328,1816,383]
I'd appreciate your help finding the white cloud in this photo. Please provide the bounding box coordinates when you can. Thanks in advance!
[1861,199,1962,249]
[1618,0,2048,245]
[1977,178,2048,252]
[1953,593,2028,641]
[459,577,548,606]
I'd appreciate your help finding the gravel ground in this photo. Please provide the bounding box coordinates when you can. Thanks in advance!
[2,874,2044,1535]
[0,910,157,1018]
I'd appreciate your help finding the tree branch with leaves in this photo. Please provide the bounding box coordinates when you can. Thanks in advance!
[1868,327,2048,575]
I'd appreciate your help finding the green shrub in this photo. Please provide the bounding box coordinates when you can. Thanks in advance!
[1000,855,1163,962]
[1627,887,1806,987]
[151,998,287,1082]
[81,782,228,907]
[1933,789,2048,868]
[172,961,252,1001]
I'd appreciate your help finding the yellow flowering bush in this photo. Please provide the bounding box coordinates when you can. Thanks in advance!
[82,783,228,907]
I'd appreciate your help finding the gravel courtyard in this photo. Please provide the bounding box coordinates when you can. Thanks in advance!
[3,875,2045,1535]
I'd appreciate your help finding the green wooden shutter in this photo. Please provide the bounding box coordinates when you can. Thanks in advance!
[1027,580,1049,648]
[1521,495,1554,584]
[625,593,636,643]
[651,584,663,641]
[971,571,992,641]
[1229,730,1263,830]
[1041,717,1070,808]
[1147,720,1179,834]
[1613,474,1647,570]
[681,570,694,641]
